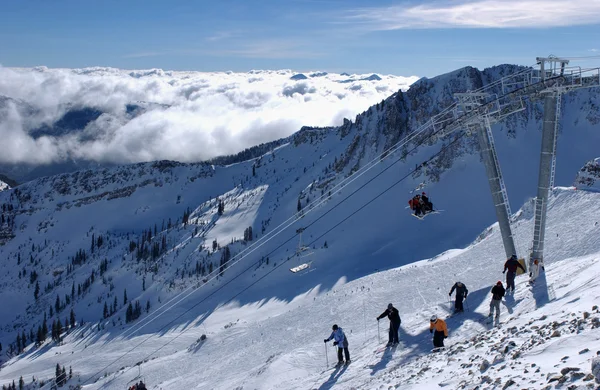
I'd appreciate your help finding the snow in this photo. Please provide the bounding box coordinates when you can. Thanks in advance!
[0,63,600,389]
[0,180,8,191]
[1,188,599,389]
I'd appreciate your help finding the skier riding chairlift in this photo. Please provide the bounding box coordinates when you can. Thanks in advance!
[408,192,434,218]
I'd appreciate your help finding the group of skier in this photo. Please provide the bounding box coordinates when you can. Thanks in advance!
[322,254,528,364]
[447,254,526,323]
[128,381,147,390]
[408,192,434,217]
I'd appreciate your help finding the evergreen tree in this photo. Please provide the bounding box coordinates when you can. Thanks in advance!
[297,198,302,212]
[70,309,75,328]
[61,367,67,386]
[69,366,72,379]
[126,302,133,323]
[103,302,108,318]
[146,300,150,313]
[18,377,23,390]
[34,281,40,299]
[55,294,60,314]
[55,363,61,384]
[42,318,48,340]
[123,289,128,305]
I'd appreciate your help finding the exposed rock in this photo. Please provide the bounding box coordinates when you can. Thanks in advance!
[551,330,561,337]
[502,379,515,389]
[547,373,562,383]
[592,357,600,383]
[571,372,585,380]
[583,373,595,381]
[561,367,580,375]
[584,311,590,319]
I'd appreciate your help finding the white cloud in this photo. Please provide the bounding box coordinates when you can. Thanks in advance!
[0,66,418,165]
[346,0,600,30]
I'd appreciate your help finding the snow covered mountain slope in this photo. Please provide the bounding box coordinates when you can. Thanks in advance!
[0,63,600,389]
[0,180,8,192]
[1,188,599,390]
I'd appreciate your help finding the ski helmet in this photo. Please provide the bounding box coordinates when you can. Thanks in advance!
[497,281,503,285]
[430,315,437,322]
[332,324,338,330]
[388,303,393,309]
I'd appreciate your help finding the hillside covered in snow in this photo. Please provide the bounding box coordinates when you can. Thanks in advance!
[0,63,600,389]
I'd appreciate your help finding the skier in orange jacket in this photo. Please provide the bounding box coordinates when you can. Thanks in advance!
[429,315,448,349]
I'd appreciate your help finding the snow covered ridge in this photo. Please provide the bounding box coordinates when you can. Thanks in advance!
[575,157,600,191]
[0,180,8,192]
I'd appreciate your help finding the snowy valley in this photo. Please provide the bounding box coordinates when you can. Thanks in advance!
[0,64,599,390]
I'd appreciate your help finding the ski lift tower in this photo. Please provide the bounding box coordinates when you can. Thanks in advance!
[529,56,570,277]
[453,92,523,260]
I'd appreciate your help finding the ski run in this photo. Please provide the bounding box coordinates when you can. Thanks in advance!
[0,187,599,389]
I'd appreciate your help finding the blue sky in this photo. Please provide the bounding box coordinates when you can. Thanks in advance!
[2,0,600,77]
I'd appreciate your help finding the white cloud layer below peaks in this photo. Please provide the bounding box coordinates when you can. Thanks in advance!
[0,66,418,165]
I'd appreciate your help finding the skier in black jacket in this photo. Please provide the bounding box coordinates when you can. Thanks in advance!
[377,303,401,345]
[449,282,468,313]
[503,255,526,293]
[489,281,506,320]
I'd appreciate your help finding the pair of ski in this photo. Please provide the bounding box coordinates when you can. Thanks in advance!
[374,342,398,354]
[411,210,443,220]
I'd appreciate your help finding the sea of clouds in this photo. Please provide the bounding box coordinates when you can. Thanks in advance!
[0,66,418,165]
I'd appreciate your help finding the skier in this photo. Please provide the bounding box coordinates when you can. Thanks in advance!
[324,324,350,366]
[503,255,525,293]
[137,381,147,390]
[529,258,544,283]
[421,192,433,213]
[408,195,423,216]
[377,303,401,346]
[449,282,468,313]
[429,315,448,349]
[489,281,506,320]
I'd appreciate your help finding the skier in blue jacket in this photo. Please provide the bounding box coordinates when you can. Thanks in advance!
[324,324,350,365]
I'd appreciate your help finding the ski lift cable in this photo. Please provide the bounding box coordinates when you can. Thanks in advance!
[118,120,433,341]
[121,60,543,340]
[118,97,447,340]
[53,64,547,388]
[78,63,552,386]
[84,121,466,390]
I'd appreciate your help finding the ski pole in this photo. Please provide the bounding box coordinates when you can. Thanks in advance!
[377,320,380,343]
[325,342,329,367]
